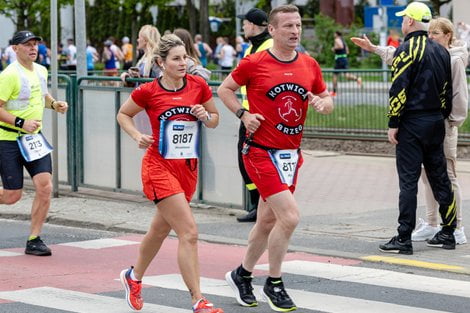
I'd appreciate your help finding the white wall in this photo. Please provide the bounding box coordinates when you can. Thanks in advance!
[453,0,470,26]
[0,15,16,49]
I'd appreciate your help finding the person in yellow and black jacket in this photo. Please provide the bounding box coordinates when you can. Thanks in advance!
[235,8,273,222]
[379,2,457,255]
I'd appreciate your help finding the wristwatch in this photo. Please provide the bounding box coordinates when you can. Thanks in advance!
[236,108,248,119]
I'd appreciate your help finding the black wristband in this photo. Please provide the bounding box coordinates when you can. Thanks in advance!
[236,108,248,119]
[15,117,25,129]
[51,100,56,110]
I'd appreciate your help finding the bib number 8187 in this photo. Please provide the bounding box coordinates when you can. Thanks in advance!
[172,133,193,144]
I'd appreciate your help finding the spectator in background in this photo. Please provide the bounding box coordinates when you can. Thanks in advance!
[351,17,468,246]
[120,24,161,87]
[3,40,17,65]
[65,38,77,70]
[121,36,133,70]
[102,40,118,76]
[37,40,50,69]
[387,29,401,48]
[86,40,99,74]
[218,37,235,71]
[212,36,224,66]
[235,36,249,64]
[194,34,212,67]
[108,36,124,70]
[457,22,470,48]
[173,28,211,81]
[330,31,361,97]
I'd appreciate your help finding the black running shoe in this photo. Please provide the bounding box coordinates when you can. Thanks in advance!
[225,270,258,307]
[379,236,413,255]
[261,280,297,312]
[25,237,52,256]
[427,230,456,250]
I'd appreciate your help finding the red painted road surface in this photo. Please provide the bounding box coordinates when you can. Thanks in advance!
[0,234,361,303]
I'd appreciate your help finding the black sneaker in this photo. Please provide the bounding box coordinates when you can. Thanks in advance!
[427,230,456,250]
[236,209,257,223]
[261,279,297,312]
[225,270,258,307]
[379,236,413,255]
[25,237,52,256]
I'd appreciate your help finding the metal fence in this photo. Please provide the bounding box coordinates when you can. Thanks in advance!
[3,69,469,199]
[210,69,470,142]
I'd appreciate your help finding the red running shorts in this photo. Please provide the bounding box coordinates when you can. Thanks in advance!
[242,146,303,200]
[141,149,197,203]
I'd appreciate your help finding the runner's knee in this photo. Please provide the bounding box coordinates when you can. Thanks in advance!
[1,190,22,204]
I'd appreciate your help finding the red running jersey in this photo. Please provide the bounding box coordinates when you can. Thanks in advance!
[231,50,326,149]
[131,74,212,147]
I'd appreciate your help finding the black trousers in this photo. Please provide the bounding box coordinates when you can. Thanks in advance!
[396,113,456,240]
[238,122,260,210]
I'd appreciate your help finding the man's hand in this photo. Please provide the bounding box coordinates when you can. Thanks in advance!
[350,34,376,53]
[388,128,399,144]
[241,112,265,134]
[308,92,333,114]
[23,120,42,133]
[53,101,68,114]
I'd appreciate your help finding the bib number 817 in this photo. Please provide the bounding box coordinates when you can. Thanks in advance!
[282,162,296,172]
[172,133,193,144]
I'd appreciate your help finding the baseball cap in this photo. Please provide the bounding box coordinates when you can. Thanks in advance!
[11,30,42,45]
[395,2,432,23]
[237,8,268,26]
[104,40,113,46]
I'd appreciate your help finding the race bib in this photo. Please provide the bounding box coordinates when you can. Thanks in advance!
[17,133,53,162]
[268,149,300,186]
[159,120,200,159]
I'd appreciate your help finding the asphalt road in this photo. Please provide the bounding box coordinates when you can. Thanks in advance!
[2,219,470,313]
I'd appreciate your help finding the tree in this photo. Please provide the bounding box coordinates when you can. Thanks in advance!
[199,0,209,43]
[187,0,197,35]
[0,0,72,37]
[256,0,272,13]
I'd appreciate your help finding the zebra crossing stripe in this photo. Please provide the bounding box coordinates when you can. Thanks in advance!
[0,287,191,313]
[0,251,22,257]
[58,238,139,249]
[255,260,470,298]
[144,274,451,313]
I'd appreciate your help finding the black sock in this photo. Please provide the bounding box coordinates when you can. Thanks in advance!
[236,264,252,277]
[266,276,282,285]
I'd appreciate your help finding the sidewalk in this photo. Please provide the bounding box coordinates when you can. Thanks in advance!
[1,151,470,274]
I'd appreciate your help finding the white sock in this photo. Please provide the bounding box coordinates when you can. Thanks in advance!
[130,268,139,281]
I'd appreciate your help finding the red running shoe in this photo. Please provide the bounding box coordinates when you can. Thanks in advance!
[120,267,143,311]
[193,297,224,313]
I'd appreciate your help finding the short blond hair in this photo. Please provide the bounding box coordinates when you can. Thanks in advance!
[268,4,299,27]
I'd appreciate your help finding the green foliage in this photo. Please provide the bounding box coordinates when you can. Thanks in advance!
[306,104,388,129]
[307,14,382,69]
[308,14,337,68]
[0,0,73,39]
[210,0,236,42]
[304,0,320,18]
[157,6,189,33]
[86,0,157,50]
